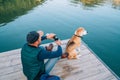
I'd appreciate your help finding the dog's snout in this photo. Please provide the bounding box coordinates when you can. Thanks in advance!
[84,30,88,35]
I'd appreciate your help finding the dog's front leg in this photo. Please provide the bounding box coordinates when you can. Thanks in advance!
[68,50,77,59]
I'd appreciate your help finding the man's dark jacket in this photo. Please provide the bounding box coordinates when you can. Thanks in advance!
[21,37,62,80]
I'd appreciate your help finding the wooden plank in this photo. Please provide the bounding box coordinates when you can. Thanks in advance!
[50,40,119,80]
[0,39,119,80]
[0,49,25,80]
[0,71,26,80]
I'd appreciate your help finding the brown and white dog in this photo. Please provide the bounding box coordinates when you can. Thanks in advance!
[65,27,87,59]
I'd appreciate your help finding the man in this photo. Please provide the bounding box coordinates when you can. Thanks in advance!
[21,30,62,80]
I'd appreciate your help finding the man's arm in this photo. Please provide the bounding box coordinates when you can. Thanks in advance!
[41,33,56,41]
[38,46,62,61]
[37,31,55,41]
[41,36,47,41]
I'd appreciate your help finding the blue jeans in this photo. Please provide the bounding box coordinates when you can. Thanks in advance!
[45,57,60,74]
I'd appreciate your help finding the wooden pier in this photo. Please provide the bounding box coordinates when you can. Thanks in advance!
[0,39,119,80]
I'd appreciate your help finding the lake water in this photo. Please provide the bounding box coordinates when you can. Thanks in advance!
[0,0,120,77]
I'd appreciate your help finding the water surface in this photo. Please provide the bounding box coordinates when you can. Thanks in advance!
[0,0,120,77]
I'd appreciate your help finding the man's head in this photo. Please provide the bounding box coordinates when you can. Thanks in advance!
[26,31,41,47]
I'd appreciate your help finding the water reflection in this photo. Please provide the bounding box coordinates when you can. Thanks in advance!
[70,0,105,9]
[0,0,45,27]
[70,0,120,10]
[112,0,120,9]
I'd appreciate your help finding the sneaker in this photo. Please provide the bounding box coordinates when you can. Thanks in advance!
[61,52,68,59]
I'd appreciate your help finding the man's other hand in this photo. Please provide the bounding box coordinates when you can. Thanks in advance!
[55,40,61,46]
[46,33,56,39]
[37,31,44,37]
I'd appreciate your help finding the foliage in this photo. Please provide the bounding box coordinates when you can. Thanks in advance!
[0,0,44,26]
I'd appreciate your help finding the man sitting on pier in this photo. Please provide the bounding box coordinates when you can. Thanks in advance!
[21,31,62,80]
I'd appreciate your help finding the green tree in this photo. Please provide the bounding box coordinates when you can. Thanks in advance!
[0,0,45,27]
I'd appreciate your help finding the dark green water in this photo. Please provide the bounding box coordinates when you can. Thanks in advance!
[0,0,120,77]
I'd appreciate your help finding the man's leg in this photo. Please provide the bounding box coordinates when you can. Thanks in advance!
[45,57,60,74]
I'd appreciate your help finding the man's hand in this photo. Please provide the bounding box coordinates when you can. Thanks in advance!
[46,33,56,39]
[37,31,44,37]
[55,40,61,46]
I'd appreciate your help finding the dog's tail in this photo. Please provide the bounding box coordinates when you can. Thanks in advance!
[61,52,68,58]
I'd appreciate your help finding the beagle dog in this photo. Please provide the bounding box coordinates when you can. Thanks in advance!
[65,27,87,59]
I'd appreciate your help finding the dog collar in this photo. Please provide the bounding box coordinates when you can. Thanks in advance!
[74,34,82,38]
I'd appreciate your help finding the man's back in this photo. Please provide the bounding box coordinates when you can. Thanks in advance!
[21,31,62,80]
[21,43,45,80]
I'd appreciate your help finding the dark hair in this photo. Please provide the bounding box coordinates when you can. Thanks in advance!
[26,31,39,44]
